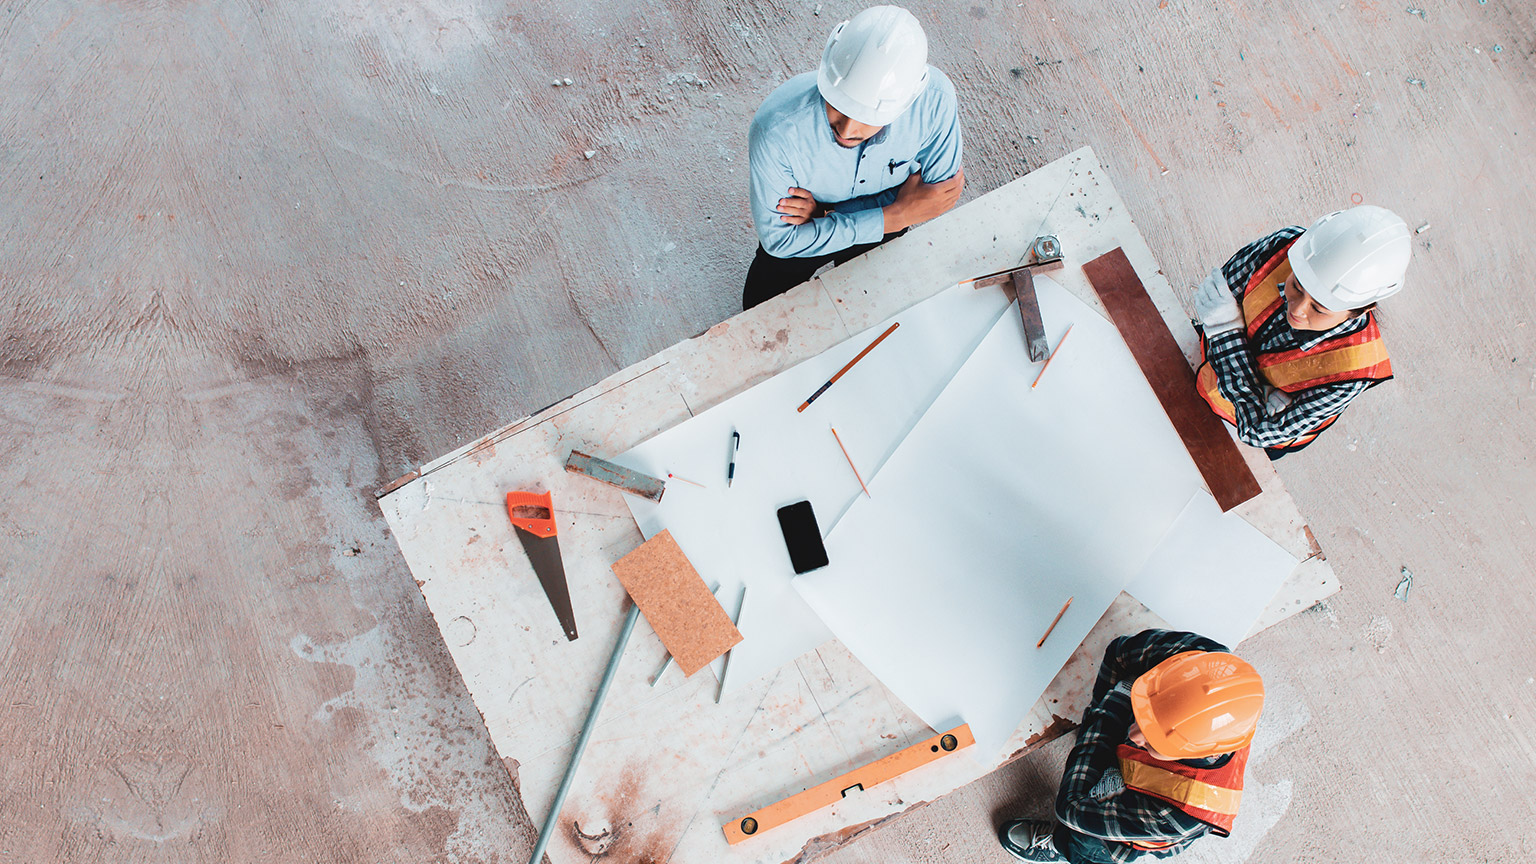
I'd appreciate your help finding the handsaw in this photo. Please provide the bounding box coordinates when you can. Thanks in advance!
[506,490,578,641]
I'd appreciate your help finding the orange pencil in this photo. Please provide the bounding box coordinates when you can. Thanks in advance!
[830,426,870,498]
[1036,597,1073,648]
[798,322,900,412]
[1031,325,1074,390]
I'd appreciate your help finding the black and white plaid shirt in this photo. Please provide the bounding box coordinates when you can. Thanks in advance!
[1203,226,1375,448]
[1054,629,1231,861]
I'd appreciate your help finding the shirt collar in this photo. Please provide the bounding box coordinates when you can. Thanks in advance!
[1291,310,1370,351]
[1276,279,1371,350]
[818,99,890,149]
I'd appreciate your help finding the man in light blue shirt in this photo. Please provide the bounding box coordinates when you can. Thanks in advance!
[743,6,965,309]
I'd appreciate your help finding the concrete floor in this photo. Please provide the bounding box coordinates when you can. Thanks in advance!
[0,1,1531,862]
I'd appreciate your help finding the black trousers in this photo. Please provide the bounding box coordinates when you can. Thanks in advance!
[741,229,908,311]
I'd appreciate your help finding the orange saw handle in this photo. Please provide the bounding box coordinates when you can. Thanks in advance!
[506,491,557,537]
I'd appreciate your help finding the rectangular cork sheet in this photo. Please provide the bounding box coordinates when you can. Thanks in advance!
[611,529,743,676]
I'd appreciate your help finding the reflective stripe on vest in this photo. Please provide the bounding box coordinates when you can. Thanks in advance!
[1194,238,1392,449]
[1196,353,1340,449]
[1116,743,1249,838]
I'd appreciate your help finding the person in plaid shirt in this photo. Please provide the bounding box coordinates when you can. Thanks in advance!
[1192,205,1411,459]
[998,629,1266,863]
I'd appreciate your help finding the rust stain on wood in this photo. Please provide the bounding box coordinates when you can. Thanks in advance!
[1024,713,1079,751]
[565,765,673,863]
[1302,524,1326,561]
[566,448,666,501]
[376,468,421,499]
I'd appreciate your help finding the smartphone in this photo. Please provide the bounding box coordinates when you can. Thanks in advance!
[777,500,829,574]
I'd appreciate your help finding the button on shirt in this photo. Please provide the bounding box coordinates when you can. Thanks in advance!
[748,69,963,258]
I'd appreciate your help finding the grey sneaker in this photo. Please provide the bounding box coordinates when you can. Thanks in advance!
[997,819,1066,862]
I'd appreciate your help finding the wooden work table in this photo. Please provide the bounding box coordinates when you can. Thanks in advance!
[377,147,1336,864]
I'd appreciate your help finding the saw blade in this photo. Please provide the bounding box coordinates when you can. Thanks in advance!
[516,529,578,641]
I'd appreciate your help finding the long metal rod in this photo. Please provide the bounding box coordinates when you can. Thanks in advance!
[526,601,642,864]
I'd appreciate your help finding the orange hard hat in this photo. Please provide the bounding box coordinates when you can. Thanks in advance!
[1130,651,1265,759]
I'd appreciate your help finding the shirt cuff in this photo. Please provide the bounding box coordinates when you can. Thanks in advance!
[1206,329,1248,357]
[850,207,886,245]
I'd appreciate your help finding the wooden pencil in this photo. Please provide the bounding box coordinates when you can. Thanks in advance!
[1036,597,1073,648]
[797,322,900,412]
[1031,324,1074,390]
[830,426,870,498]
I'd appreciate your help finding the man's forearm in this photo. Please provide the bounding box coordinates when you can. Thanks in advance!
[1058,686,1135,801]
[882,168,964,234]
[831,188,899,215]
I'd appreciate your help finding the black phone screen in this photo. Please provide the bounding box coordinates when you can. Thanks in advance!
[777,500,829,574]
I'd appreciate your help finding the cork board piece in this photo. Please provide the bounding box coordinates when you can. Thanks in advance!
[611,530,743,676]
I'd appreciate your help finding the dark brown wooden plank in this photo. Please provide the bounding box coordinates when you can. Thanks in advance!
[1083,247,1262,512]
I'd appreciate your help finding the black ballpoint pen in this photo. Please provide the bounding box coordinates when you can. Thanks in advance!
[728,430,740,487]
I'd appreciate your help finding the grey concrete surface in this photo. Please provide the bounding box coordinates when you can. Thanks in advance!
[0,0,1531,862]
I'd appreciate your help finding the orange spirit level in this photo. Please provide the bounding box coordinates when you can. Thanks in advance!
[722,723,974,844]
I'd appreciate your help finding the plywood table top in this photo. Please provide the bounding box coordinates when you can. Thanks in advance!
[378,147,1336,864]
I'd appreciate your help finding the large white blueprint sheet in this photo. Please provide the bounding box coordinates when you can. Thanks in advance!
[617,275,1301,750]
[796,279,1202,755]
[616,283,1015,694]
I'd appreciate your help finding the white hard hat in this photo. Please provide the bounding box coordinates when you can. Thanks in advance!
[817,6,929,127]
[1287,205,1412,310]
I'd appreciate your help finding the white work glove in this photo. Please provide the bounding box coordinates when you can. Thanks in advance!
[1263,386,1294,416]
[1089,766,1127,801]
[1193,267,1243,334]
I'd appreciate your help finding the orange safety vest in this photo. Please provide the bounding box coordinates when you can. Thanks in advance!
[1115,743,1250,850]
[1195,238,1393,450]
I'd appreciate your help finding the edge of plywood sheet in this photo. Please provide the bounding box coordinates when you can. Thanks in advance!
[1247,555,1340,638]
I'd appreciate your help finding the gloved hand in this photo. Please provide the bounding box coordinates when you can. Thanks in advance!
[1193,267,1243,334]
[1088,766,1127,801]
[1263,386,1294,416]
